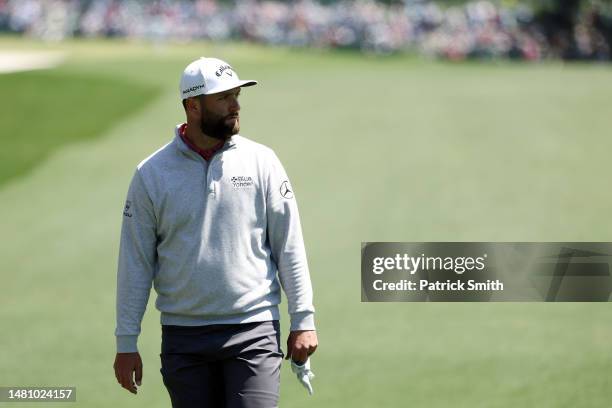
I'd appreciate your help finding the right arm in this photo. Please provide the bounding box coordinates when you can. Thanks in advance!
[114,169,157,394]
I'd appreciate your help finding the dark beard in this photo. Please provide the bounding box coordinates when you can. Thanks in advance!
[200,112,239,141]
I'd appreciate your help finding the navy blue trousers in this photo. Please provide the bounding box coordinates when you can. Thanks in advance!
[160,320,283,408]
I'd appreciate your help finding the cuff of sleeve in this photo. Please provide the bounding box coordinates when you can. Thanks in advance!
[290,311,315,331]
[116,335,138,353]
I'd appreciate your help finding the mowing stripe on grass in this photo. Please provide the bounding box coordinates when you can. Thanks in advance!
[0,68,160,186]
[0,51,65,73]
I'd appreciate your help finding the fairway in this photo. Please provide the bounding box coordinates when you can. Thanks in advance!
[1,37,612,408]
[0,69,159,185]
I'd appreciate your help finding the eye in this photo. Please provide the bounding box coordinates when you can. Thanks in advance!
[217,92,240,101]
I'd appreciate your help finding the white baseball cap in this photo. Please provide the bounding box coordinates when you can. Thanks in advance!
[179,57,257,100]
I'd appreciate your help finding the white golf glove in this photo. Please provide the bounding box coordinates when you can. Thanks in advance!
[290,358,315,395]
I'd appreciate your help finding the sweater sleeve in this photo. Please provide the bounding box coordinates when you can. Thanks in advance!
[265,152,316,332]
[115,169,157,353]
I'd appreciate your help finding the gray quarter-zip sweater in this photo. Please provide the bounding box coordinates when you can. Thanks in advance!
[115,124,315,353]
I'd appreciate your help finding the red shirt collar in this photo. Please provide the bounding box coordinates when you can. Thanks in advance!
[178,123,225,161]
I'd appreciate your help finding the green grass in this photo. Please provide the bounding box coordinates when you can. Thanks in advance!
[1,37,612,408]
[0,69,159,186]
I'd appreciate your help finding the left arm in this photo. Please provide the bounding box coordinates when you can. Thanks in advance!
[265,151,318,362]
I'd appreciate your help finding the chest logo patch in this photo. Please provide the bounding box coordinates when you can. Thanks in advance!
[231,176,254,189]
[280,180,294,199]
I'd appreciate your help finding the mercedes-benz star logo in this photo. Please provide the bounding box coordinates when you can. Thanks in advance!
[280,181,293,199]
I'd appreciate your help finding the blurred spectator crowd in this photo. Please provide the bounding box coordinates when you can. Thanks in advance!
[0,0,610,61]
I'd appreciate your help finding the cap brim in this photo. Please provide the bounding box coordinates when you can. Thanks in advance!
[205,80,258,95]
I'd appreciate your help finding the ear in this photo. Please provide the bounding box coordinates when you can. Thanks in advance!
[185,97,196,112]
[184,97,203,118]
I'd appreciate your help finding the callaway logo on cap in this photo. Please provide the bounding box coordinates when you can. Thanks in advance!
[180,57,258,100]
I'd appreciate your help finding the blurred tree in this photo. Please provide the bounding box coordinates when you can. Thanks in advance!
[529,0,611,59]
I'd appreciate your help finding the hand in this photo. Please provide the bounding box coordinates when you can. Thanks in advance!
[286,330,318,364]
[113,352,143,394]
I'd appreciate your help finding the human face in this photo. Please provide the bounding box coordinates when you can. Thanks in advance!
[199,87,241,141]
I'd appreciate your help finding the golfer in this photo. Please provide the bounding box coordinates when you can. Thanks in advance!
[113,57,318,407]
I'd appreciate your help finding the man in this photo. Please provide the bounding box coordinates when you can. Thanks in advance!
[113,57,318,407]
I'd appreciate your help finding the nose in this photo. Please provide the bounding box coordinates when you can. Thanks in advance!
[229,96,240,113]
